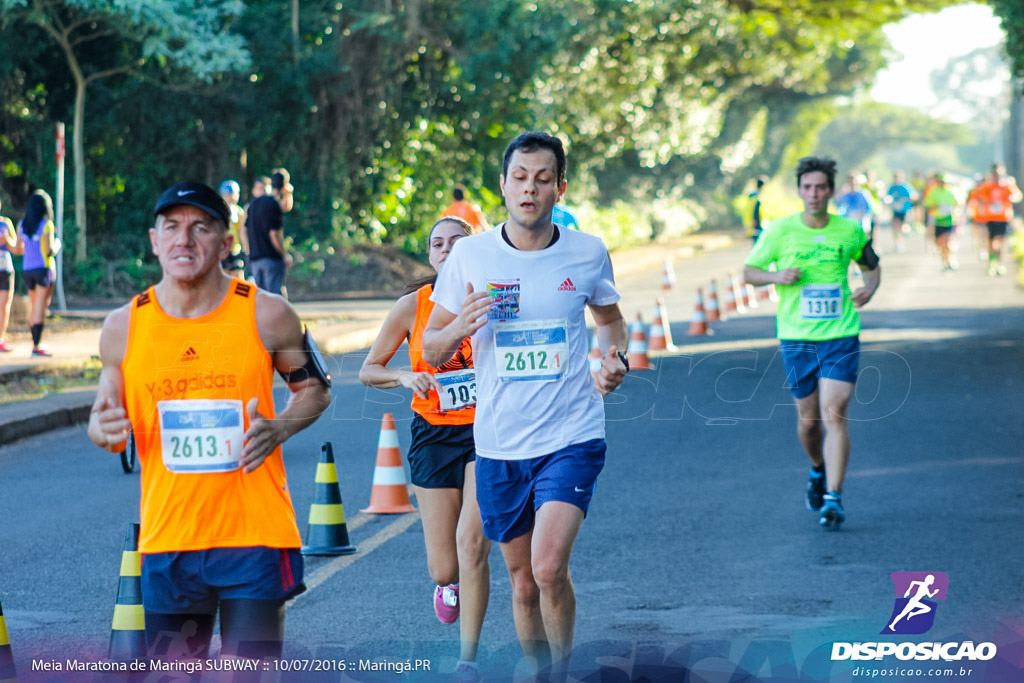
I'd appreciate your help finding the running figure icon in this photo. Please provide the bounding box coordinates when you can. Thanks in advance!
[888,574,939,632]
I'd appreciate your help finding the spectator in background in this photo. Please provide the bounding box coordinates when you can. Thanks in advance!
[0,199,17,352]
[245,170,291,295]
[249,176,271,204]
[272,168,295,213]
[219,180,247,279]
[15,189,61,356]
[744,176,769,243]
[441,185,489,231]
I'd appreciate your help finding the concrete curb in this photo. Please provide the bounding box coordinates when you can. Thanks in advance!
[0,402,93,445]
[0,326,387,448]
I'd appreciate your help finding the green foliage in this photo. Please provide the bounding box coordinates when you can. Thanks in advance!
[815,103,976,173]
[578,197,702,250]
[991,0,1024,78]
[66,252,160,298]
[0,0,992,280]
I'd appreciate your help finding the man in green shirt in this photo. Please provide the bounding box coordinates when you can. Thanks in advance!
[922,174,959,272]
[744,156,882,530]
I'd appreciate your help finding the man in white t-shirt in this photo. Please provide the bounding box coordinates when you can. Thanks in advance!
[424,132,628,680]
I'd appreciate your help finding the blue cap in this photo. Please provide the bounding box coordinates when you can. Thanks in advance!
[218,180,240,196]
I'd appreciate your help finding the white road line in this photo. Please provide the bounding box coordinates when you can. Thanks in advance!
[291,510,422,602]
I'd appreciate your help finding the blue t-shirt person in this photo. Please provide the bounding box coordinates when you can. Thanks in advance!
[836,189,873,228]
[886,183,915,215]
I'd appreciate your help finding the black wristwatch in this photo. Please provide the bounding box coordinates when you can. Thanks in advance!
[616,350,630,372]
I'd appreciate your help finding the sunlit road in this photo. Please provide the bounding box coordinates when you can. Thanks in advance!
[2,230,1022,681]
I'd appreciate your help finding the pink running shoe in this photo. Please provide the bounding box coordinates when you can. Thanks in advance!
[433,584,459,624]
[0,341,12,352]
[31,346,52,357]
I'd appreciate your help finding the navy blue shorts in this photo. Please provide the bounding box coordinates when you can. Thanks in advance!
[23,268,53,290]
[140,547,304,614]
[475,438,606,543]
[779,336,860,399]
[408,413,475,489]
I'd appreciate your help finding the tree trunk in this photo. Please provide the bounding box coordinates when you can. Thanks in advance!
[292,0,300,63]
[73,77,87,263]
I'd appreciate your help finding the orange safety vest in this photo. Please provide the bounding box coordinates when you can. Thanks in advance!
[407,284,475,426]
[122,279,301,553]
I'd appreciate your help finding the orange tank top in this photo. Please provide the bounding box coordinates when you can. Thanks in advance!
[408,284,475,426]
[441,201,484,228]
[121,279,301,553]
[972,182,1014,222]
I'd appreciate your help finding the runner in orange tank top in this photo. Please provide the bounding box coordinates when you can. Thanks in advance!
[359,216,490,678]
[967,163,1022,275]
[441,185,489,231]
[87,182,331,662]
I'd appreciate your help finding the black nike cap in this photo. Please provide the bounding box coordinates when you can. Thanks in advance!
[153,181,230,225]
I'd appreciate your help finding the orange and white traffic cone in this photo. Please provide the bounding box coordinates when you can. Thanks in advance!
[626,314,653,370]
[726,271,747,315]
[743,281,759,309]
[706,279,723,322]
[722,279,738,316]
[648,298,677,352]
[361,414,416,514]
[589,331,602,380]
[687,289,712,336]
[661,258,676,290]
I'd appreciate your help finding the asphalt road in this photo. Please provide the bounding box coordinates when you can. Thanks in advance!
[1,230,1022,682]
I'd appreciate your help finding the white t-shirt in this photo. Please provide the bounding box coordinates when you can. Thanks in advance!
[432,225,620,460]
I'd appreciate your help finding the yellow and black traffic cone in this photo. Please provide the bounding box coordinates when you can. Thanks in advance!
[0,599,16,683]
[302,442,358,556]
[108,523,146,661]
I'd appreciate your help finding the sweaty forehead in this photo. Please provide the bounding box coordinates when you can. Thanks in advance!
[507,149,557,175]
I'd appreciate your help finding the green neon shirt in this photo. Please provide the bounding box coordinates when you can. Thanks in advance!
[745,213,870,341]
[924,187,957,228]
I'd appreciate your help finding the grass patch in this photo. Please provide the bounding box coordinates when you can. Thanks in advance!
[0,359,101,404]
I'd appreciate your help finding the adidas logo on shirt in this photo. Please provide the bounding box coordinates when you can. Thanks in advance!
[179,346,200,363]
[557,277,576,292]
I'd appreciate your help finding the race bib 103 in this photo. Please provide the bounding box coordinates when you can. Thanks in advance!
[436,369,476,411]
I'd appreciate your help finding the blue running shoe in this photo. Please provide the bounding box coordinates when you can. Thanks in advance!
[806,468,826,511]
[819,492,845,530]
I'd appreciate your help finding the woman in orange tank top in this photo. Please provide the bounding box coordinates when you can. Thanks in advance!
[359,216,489,678]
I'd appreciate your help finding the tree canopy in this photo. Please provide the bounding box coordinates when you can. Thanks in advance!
[0,0,984,277]
[991,0,1024,78]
